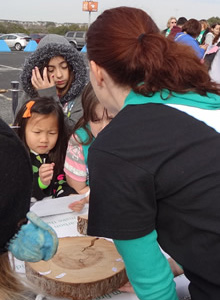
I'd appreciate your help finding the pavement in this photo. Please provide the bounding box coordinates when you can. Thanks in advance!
[0,51,30,124]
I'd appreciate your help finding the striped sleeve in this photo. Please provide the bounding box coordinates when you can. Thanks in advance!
[64,134,87,182]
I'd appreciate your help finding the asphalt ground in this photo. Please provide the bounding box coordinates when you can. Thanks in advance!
[0,51,30,124]
[0,51,88,125]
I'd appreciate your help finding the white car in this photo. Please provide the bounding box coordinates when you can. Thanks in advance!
[0,33,31,51]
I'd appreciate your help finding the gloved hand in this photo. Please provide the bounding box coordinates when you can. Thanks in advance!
[8,211,58,262]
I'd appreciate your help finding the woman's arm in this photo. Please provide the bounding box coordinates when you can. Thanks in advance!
[119,257,184,293]
[114,230,178,300]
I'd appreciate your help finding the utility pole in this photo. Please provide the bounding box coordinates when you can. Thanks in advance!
[88,1,91,27]
[82,1,98,27]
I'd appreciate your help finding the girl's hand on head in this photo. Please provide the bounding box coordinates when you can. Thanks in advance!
[39,162,55,186]
[68,197,87,212]
[31,67,55,91]
[42,66,56,87]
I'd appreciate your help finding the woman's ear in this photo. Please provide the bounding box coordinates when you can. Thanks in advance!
[90,60,103,86]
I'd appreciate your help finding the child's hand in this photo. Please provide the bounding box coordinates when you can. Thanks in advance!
[118,281,134,293]
[68,197,87,212]
[31,67,55,91]
[39,163,55,186]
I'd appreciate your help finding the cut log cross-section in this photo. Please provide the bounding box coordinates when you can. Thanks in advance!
[25,236,128,300]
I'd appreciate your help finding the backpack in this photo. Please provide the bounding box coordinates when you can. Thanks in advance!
[204,41,220,70]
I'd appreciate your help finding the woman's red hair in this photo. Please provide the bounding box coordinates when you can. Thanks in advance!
[87,6,220,97]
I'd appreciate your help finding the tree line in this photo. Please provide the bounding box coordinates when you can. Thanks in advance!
[0,21,88,35]
[206,16,220,25]
[0,16,219,36]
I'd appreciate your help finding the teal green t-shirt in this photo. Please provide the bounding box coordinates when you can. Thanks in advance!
[123,89,220,110]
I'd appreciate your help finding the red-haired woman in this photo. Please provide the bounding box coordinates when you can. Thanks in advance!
[86,6,220,300]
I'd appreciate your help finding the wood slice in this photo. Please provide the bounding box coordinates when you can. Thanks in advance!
[77,214,88,235]
[25,236,128,300]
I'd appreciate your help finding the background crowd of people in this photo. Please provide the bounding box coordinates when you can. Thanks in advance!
[163,16,220,83]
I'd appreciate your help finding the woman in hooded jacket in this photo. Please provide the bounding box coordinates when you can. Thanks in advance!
[17,34,88,130]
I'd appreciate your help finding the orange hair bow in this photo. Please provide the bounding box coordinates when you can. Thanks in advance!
[22,100,35,118]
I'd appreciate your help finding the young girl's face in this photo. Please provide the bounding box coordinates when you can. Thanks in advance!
[25,113,59,154]
[89,103,113,138]
[47,56,70,90]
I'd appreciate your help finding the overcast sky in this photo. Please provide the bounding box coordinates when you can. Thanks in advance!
[1,0,220,29]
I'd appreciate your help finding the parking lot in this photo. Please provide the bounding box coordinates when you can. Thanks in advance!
[0,51,30,124]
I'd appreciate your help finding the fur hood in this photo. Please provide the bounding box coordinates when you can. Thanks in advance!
[20,34,88,104]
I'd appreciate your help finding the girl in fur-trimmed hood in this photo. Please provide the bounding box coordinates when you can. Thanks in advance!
[17,34,88,129]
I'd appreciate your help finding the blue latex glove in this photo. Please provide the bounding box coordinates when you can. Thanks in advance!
[8,211,58,262]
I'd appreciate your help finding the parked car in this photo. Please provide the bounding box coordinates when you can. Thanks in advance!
[29,33,45,44]
[0,33,31,51]
[64,31,86,49]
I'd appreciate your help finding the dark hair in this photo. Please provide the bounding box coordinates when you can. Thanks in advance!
[177,17,187,26]
[210,23,220,45]
[182,19,201,38]
[73,81,108,145]
[213,29,220,44]
[13,97,69,175]
[210,23,220,30]
[87,6,220,97]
